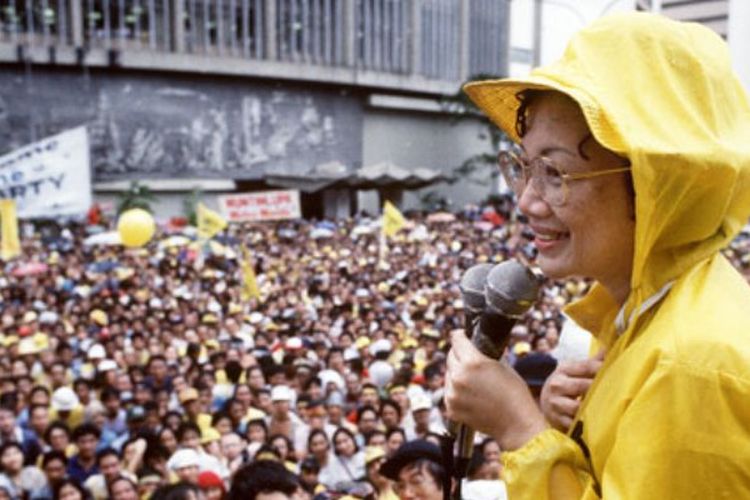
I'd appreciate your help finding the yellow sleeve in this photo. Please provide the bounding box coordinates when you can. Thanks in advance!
[502,429,590,500]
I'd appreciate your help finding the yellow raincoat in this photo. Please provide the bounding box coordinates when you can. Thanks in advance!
[464,13,750,499]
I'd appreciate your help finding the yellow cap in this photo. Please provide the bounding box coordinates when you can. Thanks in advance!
[201,427,221,444]
[90,309,109,326]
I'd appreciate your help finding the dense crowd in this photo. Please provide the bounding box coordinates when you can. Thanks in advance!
[1,203,749,500]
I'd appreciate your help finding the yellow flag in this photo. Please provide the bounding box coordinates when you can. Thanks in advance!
[240,246,261,302]
[382,200,406,237]
[197,202,228,240]
[0,199,21,261]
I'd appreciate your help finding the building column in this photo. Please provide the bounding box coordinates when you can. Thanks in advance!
[410,0,422,75]
[459,0,471,80]
[171,0,185,52]
[69,0,83,48]
[342,0,356,67]
[264,0,278,59]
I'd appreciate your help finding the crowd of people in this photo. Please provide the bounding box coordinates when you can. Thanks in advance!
[1,202,749,499]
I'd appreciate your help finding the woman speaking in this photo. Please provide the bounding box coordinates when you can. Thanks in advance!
[445,12,750,499]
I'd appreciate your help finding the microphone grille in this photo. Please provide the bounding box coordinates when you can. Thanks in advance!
[484,260,540,317]
[459,263,494,312]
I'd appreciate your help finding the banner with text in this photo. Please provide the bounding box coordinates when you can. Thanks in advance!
[218,190,301,222]
[0,127,91,219]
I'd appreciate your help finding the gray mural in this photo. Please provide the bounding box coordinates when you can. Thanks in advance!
[0,68,363,181]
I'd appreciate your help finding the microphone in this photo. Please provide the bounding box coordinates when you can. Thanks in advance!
[458,262,494,333]
[451,260,541,489]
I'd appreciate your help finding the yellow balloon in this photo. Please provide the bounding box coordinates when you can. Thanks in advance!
[118,208,156,248]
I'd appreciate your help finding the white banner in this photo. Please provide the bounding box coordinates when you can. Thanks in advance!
[0,127,91,219]
[218,190,301,222]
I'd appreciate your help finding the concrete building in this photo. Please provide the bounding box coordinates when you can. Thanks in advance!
[0,0,512,219]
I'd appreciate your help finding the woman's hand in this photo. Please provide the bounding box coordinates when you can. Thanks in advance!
[540,352,604,432]
[445,330,548,451]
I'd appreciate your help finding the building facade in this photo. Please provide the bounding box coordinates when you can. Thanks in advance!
[0,0,510,218]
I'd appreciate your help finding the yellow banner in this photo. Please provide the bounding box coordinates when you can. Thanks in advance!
[0,199,21,261]
[382,200,407,237]
[197,202,228,240]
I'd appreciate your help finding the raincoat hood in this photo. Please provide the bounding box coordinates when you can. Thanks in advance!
[464,12,750,331]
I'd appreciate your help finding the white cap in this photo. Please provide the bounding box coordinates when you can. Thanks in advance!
[343,347,360,361]
[318,369,345,392]
[167,449,200,471]
[51,387,80,412]
[369,339,392,356]
[88,344,106,360]
[411,394,432,413]
[285,337,303,350]
[271,385,293,402]
[97,359,118,372]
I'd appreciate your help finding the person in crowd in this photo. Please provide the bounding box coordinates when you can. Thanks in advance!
[446,12,750,499]
[226,460,308,500]
[36,451,68,500]
[66,424,101,484]
[0,406,42,465]
[0,441,47,499]
[379,441,444,500]
[196,471,225,500]
[364,446,397,500]
[150,482,204,500]
[328,428,365,491]
[107,477,139,500]
[83,448,137,500]
[53,479,90,500]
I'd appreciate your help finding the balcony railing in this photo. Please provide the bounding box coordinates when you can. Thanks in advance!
[0,0,509,94]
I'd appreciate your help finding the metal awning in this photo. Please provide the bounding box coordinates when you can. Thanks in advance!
[266,161,447,193]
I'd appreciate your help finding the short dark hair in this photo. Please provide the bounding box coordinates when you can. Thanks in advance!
[401,459,445,489]
[150,482,202,500]
[53,479,91,500]
[72,423,101,441]
[44,421,70,443]
[227,460,301,500]
[96,448,120,465]
[379,398,402,419]
[176,422,201,442]
[101,387,120,402]
[42,450,67,468]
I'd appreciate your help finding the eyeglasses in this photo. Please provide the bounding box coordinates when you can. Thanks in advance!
[498,149,631,206]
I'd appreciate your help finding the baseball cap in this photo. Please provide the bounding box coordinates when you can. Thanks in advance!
[270,385,293,402]
[51,387,79,412]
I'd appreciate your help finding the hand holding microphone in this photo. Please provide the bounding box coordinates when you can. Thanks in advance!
[445,260,549,451]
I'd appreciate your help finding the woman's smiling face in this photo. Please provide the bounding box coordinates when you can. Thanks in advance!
[517,92,635,303]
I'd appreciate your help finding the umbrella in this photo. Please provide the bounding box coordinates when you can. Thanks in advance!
[83,231,122,246]
[87,261,120,273]
[158,235,193,249]
[310,228,334,239]
[427,212,456,223]
[188,240,238,259]
[473,221,495,232]
[11,262,49,277]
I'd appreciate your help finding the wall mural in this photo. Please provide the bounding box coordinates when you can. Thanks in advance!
[0,68,364,181]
